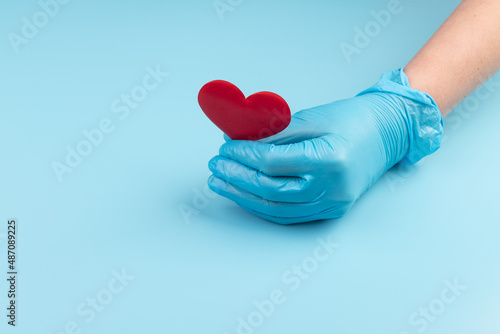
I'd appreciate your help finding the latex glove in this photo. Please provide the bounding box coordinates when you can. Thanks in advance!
[207,69,443,224]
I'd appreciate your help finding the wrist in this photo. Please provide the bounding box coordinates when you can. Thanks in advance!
[357,68,444,165]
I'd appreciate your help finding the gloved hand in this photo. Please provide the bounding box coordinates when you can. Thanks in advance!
[207,69,443,224]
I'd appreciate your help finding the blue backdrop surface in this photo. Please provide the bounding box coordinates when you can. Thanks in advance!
[1,0,500,333]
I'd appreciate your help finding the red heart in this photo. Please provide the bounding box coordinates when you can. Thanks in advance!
[198,80,291,140]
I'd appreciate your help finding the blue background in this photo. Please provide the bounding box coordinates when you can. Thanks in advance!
[2,0,500,333]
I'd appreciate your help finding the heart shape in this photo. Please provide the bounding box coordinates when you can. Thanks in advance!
[198,80,291,140]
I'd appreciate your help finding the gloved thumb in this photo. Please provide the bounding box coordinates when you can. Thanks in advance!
[259,108,329,145]
[222,107,330,144]
[221,111,310,144]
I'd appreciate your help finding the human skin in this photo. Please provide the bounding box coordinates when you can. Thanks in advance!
[404,0,500,117]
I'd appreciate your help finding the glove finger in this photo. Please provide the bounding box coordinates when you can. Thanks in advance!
[219,137,330,177]
[240,205,344,225]
[208,156,317,203]
[223,133,232,142]
[207,175,328,219]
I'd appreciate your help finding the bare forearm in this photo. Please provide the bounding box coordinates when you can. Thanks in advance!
[404,0,500,117]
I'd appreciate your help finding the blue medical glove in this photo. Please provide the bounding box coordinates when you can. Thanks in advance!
[207,69,443,224]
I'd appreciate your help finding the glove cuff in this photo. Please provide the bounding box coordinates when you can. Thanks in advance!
[357,68,443,164]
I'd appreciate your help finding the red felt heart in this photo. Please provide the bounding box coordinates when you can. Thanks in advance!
[198,80,291,140]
